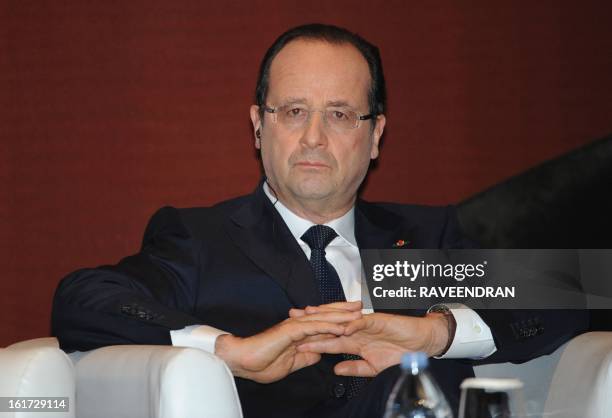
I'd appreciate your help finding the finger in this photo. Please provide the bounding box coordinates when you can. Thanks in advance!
[324,300,362,310]
[299,333,340,345]
[334,359,377,377]
[304,306,352,315]
[296,336,350,354]
[304,301,362,315]
[344,318,368,335]
[293,306,347,317]
[296,310,361,324]
[287,320,347,340]
[289,308,306,318]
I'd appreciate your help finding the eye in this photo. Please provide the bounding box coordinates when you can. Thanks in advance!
[285,107,306,118]
[331,110,349,121]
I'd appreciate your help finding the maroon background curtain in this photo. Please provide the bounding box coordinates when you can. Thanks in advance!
[1,0,611,346]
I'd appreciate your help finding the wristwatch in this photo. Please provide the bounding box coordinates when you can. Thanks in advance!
[428,304,457,356]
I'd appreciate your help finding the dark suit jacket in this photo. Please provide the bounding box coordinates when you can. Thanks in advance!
[51,184,588,417]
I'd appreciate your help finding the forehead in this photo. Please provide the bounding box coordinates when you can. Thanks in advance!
[267,39,371,108]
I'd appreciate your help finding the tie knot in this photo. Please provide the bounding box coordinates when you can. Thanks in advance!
[301,225,338,250]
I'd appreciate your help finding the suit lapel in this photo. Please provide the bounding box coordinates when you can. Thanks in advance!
[224,184,321,308]
[355,200,425,316]
[355,199,407,250]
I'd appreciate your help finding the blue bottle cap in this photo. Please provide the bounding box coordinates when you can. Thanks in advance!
[400,352,428,371]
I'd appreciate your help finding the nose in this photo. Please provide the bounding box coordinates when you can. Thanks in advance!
[299,110,328,149]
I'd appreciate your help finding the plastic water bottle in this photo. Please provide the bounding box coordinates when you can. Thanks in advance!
[383,352,453,418]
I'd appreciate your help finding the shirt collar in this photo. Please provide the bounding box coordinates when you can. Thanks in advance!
[263,181,357,247]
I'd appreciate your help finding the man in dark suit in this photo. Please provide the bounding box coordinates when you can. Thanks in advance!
[52,24,587,417]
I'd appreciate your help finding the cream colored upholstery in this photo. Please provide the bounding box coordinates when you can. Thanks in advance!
[69,345,242,418]
[0,338,75,418]
[474,331,612,418]
[544,332,612,417]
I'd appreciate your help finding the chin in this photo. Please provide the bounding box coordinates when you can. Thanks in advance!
[291,179,334,201]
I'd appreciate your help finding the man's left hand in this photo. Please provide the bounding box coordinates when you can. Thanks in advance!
[294,312,451,377]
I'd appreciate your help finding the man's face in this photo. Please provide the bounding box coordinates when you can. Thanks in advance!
[250,40,385,212]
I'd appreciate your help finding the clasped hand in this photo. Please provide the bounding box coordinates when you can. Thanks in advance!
[292,304,450,377]
[216,301,449,383]
[215,302,361,383]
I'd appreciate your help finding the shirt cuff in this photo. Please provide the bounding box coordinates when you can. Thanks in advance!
[170,325,229,354]
[432,304,497,359]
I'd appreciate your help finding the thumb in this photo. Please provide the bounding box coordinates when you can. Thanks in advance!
[334,359,377,377]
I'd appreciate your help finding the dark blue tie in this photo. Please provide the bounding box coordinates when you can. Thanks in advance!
[301,225,369,398]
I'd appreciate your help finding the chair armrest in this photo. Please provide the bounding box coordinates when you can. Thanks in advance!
[1,338,75,418]
[69,345,242,418]
[544,331,612,418]
[474,339,567,417]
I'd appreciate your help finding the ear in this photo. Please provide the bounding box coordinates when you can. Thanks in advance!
[369,114,386,159]
[250,105,262,149]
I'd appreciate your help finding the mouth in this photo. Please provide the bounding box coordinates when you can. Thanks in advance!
[294,161,330,169]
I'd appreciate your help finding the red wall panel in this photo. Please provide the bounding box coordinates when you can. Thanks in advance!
[1,0,611,345]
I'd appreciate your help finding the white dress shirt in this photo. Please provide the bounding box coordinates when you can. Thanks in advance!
[171,183,497,359]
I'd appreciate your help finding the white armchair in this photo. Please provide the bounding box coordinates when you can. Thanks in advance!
[3,332,611,418]
[69,345,242,418]
[474,331,612,418]
[0,338,75,418]
[544,332,612,417]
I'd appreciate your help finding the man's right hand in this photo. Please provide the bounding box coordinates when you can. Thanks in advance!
[214,309,361,383]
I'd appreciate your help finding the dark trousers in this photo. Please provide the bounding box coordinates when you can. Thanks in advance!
[310,359,473,418]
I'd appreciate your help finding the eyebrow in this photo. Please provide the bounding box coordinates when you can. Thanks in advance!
[278,97,355,109]
[326,100,352,108]
[279,97,308,106]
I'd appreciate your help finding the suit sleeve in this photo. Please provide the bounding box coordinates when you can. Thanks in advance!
[440,205,589,364]
[51,207,203,352]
